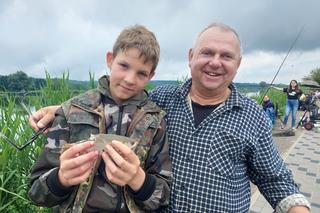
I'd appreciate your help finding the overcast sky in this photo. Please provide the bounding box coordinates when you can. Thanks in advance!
[1,0,320,83]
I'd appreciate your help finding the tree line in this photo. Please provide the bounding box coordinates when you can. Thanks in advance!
[2,68,319,93]
[0,71,92,92]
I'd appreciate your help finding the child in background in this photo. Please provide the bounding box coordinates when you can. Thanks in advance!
[262,95,276,129]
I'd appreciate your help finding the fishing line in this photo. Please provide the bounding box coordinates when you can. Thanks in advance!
[259,25,305,105]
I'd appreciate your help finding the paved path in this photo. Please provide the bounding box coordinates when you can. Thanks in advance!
[249,128,320,212]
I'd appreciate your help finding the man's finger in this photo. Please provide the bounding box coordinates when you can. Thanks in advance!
[28,115,40,132]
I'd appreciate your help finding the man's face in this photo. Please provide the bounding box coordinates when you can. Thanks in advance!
[107,48,154,103]
[188,27,241,95]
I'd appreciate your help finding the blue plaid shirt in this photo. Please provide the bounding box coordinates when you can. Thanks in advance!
[150,79,303,212]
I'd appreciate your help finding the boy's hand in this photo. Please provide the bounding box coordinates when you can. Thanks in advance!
[29,105,60,132]
[58,141,99,187]
[102,140,145,191]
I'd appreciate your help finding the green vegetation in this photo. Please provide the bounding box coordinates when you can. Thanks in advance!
[0,73,74,212]
[303,67,320,85]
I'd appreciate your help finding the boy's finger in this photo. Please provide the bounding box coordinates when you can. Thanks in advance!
[64,158,96,179]
[105,143,133,170]
[62,149,98,171]
[111,140,132,155]
[105,144,123,162]
[111,140,137,162]
[102,152,126,181]
[62,141,96,159]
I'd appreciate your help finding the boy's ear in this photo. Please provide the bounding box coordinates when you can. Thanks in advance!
[106,52,114,69]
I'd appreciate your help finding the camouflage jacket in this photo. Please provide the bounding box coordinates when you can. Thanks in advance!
[28,75,172,212]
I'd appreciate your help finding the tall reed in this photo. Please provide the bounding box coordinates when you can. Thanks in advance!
[0,71,76,212]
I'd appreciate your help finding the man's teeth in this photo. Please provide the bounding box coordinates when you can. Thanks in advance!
[207,72,218,76]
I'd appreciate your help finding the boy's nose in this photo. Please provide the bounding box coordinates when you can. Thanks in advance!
[123,71,135,84]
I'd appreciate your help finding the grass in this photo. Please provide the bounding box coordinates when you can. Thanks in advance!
[0,72,75,212]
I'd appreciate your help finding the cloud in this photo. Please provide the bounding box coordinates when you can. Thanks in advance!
[1,0,319,83]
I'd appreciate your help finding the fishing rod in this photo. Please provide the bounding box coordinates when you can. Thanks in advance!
[259,25,304,105]
[0,127,47,151]
[0,99,48,151]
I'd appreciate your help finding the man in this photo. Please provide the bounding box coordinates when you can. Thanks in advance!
[29,23,310,212]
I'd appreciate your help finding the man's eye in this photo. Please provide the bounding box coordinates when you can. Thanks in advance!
[201,51,212,56]
[222,54,234,60]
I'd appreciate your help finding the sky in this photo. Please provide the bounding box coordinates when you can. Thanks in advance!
[1,0,320,84]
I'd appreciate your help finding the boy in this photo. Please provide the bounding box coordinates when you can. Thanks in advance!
[262,95,276,128]
[28,25,172,212]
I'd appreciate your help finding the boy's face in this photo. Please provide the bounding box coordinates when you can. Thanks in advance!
[107,48,154,103]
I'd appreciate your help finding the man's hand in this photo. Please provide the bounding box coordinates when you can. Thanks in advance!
[287,206,310,213]
[29,105,60,132]
[102,140,145,191]
[58,141,99,187]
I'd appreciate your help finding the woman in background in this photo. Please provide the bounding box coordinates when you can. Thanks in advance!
[281,80,303,129]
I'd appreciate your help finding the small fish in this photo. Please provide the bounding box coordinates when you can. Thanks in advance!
[61,134,138,153]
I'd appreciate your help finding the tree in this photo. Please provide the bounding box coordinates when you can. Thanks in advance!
[7,71,30,91]
[259,81,267,88]
[304,68,320,84]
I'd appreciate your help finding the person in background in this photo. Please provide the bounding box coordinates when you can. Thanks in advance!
[282,80,303,129]
[262,95,276,128]
[28,25,172,212]
[28,22,311,212]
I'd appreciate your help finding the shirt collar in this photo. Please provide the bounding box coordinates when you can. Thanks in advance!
[178,78,244,110]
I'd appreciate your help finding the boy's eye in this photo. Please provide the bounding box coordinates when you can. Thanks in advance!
[119,63,129,69]
[138,71,148,78]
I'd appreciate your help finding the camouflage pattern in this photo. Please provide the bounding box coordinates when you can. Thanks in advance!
[28,75,172,212]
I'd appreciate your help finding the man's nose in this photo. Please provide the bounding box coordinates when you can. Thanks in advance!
[208,55,222,68]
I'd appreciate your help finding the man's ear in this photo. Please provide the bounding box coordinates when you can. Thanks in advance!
[236,56,242,70]
[106,52,114,69]
[188,48,193,68]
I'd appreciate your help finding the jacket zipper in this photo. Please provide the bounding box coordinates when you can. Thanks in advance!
[115,105,124,212]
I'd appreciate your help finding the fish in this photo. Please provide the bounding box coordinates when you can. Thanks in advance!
[64,134,138,212]
[61,134,138,153]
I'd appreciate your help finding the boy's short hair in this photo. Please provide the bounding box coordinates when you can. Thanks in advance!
[113,25,160,73]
